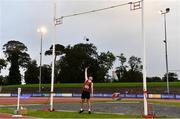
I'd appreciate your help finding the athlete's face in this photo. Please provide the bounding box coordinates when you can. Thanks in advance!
[89,76,93,81]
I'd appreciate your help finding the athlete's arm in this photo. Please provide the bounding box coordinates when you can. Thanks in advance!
[85,67,88,81]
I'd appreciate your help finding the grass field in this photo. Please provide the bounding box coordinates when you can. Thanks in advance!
[2,82,180,88]
[0,108,140,118]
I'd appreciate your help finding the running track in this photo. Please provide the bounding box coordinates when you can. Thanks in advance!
[0,97,113,105]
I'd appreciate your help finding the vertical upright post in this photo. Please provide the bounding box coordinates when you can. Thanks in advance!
[17,88,21,111]
[12,88,22,117]
[39,34,43,93]
[141,0,148,116]
[163,14,169,94]
[50,2,56,111]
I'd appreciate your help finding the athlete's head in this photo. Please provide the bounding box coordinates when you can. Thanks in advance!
[88,76,93,81]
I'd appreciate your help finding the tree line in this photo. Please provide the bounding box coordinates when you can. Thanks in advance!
[0,40,179,85]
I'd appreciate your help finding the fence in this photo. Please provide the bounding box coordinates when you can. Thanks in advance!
[0,93,180,99]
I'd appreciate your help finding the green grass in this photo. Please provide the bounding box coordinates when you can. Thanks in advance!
[0,108,140,118]
[2,82,180,88]
[0,108,13,114]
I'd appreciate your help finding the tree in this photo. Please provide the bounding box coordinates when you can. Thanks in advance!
[24,60,39,84]
[98,51,115,70]
[123,70,143,82]
[124,56,143,82]
[147,77,162,82]
[97,51,116,82]
[115,55,143,82]
[0,76,8,85]
[3,40,30,85]
[41,64,52,84]
[58,43,94,83]
[117,53,126,67]
[45,44,65,83]
[45,44,65,61]
[0,59,7,73]
[128,56,142,72]
[116,53,127,81]
[25,62,51,84]
[58,43,100,83]
[162,72,178,82]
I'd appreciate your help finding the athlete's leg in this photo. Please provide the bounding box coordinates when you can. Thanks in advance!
[79,99,85,113]
[87,99,91,114]
[81,99,85,110]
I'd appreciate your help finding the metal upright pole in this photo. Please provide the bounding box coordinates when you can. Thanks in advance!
[160,8,170,94]
[141,0,148,116]
[163,13,170,94]
[50,2,56,111]
[17,88,21,112]
[39,34,43,93]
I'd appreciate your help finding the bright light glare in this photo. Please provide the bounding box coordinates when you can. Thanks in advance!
[37,26,47,34]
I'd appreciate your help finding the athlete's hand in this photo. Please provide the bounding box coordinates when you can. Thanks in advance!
[85,67,89,70]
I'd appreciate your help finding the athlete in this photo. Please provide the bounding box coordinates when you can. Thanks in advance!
[79,67,94,114]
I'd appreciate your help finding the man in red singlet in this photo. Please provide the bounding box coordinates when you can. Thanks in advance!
[79,67,93,114]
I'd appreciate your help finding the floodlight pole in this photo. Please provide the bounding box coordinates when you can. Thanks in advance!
[164,13,170,94]
[50,2,56,112]
[39,33,43,93]
[141,0,148,116]
[160,8,170,94]
[37,27,47,93]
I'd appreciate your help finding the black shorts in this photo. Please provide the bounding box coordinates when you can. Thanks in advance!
[81,91,90,99]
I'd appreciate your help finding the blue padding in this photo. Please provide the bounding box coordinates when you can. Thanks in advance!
[11,94,18,97]
[120,94,125,98]
[42,93,50,97]
[161,94,175,99]
[55,93,62,97]
[72,93,81,97]
[137,94,143,98]
[175,94,180,99]
[32,93,42,97]
[20,94,31,99]
[93,94,104,97]
[125,94,137,98]
[103,94,112,97]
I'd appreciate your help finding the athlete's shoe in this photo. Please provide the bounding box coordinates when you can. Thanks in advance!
[88,111,91,114]
[79,110,84,113]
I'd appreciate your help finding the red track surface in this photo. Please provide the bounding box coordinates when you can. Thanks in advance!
[0,97,113,105]
[0,113,13,118]
[0,97,180,105]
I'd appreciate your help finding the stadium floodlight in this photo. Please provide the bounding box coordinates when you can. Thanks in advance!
[37,26,47,93]
[160,8,170,94]
[37,26,47,34]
